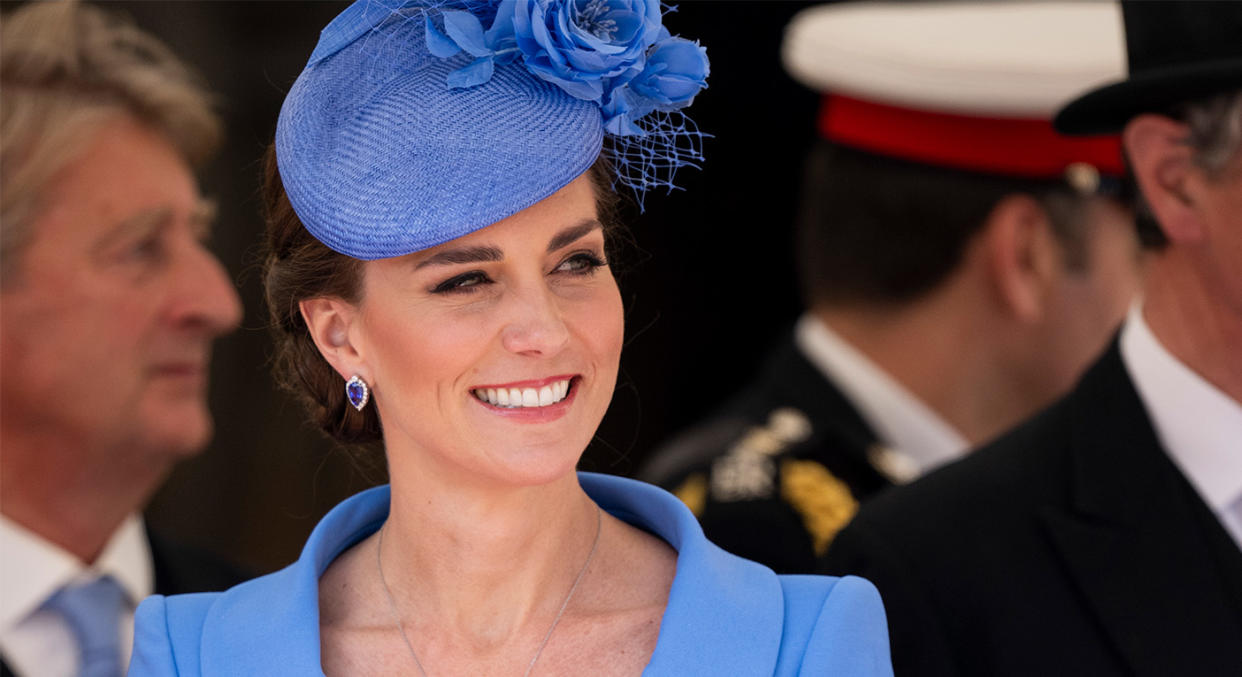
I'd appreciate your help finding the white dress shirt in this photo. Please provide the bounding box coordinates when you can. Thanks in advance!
[795,314,969,482]
[1120,304,1242,550]
[0,513,153,676]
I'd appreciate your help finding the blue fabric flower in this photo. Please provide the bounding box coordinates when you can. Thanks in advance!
[419,0,709,206]
[600,32,708,136]
[630,35,709,109]
[424,1,521,88]
[513,0,662,102]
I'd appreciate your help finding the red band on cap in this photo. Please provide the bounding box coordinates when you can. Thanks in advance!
[818,94,1125,178]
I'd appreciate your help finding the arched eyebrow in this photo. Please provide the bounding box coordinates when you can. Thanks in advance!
[414,219,602,270]
[414,245,503,270]
[546,219,602,252]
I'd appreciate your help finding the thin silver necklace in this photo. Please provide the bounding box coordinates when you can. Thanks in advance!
[376,505,602,677]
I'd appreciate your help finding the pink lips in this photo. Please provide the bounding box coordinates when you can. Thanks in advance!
[472,374,577,390]
[470,374,580,423]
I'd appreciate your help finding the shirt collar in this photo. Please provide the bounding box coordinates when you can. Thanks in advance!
[1120,303,1242,512]
[0,513,154,630]
[794,314,969,476]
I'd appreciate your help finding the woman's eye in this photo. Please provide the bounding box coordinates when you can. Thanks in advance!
[554,252,606,275]
[431,271,492,294]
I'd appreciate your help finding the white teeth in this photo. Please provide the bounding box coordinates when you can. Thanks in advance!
[473,379,573,408]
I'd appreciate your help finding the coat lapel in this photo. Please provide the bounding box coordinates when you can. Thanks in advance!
[1040,345,1242,676]
[581,474,787,675]
[196,476,789,675]
[199,486,390,676]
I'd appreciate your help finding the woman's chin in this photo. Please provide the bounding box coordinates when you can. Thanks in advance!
[477,441,587,489]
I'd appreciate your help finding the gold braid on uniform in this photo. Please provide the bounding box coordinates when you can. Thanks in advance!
[673,473,708,516]
[780,459,859,556]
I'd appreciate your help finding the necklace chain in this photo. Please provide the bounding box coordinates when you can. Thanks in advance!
[376,505,603,677]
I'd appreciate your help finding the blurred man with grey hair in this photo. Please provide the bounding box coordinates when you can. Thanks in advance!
[0,2,243,675]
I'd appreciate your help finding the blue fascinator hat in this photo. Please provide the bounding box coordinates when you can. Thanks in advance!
[277,0,709,260]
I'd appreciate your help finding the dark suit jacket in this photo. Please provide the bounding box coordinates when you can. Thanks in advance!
[641,333,896,573]
[821,343,1242,676]
[0,527,249,677]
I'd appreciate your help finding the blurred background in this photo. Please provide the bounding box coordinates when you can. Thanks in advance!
[2,1,825,573]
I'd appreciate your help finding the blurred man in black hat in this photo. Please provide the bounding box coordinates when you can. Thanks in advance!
[821,1,1242,675]
[0,3,246,675]
[641,1,1143,574]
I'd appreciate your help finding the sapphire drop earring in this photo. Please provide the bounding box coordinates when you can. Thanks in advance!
[345,375,369,411]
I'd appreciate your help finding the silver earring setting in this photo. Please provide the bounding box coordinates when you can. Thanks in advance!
[346,375,369,411]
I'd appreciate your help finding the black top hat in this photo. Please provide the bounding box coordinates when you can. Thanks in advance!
[1055,0,1242,135]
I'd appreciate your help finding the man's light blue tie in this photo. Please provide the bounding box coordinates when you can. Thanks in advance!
[44,576,126,677]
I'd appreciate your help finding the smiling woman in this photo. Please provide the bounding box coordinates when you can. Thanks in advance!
[128,2,892,675]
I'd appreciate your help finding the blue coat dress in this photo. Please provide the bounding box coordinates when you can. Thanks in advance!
[129,473,892,676]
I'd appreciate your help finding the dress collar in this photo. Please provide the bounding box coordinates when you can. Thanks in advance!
[199,473,785,675]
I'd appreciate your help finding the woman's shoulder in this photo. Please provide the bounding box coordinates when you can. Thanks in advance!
[773,574,893,676]
[129,487,391,675]
[581,474,891,674]
[129,563,326,675]
[128,592,216,676]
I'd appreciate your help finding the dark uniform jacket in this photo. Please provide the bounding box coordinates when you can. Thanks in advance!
[820,342,1242,676]
[0,527,249,677]
[640,334,900,574]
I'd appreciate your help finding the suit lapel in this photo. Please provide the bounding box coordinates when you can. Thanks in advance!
[1040,345,1242,676]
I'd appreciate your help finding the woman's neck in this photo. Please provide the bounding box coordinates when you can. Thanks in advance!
[378,462,600,648]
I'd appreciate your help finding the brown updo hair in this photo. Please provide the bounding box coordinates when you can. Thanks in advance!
[262,143,623,444]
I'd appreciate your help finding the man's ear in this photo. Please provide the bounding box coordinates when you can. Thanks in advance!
[981,193,1062,324]
[1124,114,1204,243]
[299,297,370,383]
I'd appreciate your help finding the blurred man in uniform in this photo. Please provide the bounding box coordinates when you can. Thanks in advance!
[822,2,1242,674]
[0,2,244,675]
[641,1,1144,574]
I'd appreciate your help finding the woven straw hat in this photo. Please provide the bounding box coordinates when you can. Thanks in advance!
[277,4,602,260]
[276,0,707,260]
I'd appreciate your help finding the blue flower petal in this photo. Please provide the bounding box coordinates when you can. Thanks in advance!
[443,10,492,58]
[652,38,709,76]
[531,12,568,68]
[485,0,518,48]
[425,15,461,58]
[603,112,644,137]
[606,11,644,41]
[447,56,496,89]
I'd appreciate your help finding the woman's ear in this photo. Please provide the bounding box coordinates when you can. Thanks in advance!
[981,193,1062,324]
[300,298,369,383]
[1124,114,1204,243]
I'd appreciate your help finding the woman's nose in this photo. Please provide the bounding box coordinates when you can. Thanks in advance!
[500,285,570,357]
